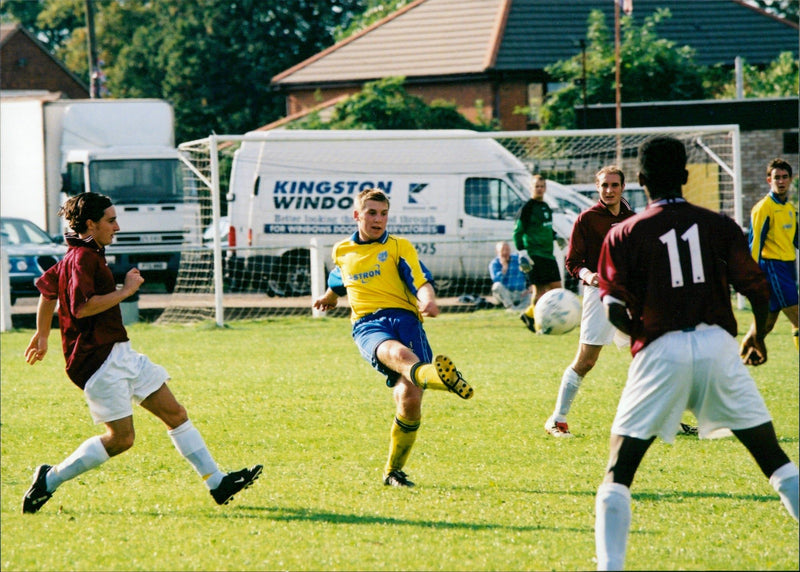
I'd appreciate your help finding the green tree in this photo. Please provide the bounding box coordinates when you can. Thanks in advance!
[333,0,411,41]
[539,9,708,129]
[710,51,799,98]
[1,0,367,142]
[108,0,369,141]
[749,0,799,21]
[288,76,484,130]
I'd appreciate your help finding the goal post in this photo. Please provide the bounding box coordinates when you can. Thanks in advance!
[159,125,742,326]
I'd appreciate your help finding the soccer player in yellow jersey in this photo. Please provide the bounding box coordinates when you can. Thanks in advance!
[313,188,474,488]
[740,158,799,354]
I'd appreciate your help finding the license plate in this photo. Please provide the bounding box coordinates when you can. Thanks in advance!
[137,262,168,270]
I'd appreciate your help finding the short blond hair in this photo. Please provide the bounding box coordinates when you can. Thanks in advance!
[595,165,625,185]
[356,188,390,210]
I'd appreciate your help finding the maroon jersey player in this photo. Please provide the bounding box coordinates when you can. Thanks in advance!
[593,137,798,570]
[544,166,635,438]
[22,192,261,514]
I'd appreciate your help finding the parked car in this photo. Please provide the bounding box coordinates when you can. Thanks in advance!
[203,216,230,245]
[1,217,66,304]
[544,180,596,218]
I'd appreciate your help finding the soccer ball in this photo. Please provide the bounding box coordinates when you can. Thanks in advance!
[533,288,582,335]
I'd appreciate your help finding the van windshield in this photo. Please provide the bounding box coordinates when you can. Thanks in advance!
[465,176,527,220]
[88,159,184,204]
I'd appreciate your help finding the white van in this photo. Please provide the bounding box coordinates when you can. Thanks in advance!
[224,130,577,295]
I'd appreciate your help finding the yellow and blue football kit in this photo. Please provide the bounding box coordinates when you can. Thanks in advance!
[748,192,799,312]
[327,230,472,484]
[328,230,435,386]
[329,230,432,322]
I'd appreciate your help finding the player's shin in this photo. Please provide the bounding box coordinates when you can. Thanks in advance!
[595,482,631,571]
[410,362,449,391]
[48,435,110,491]
[554,367,583,419]
[384,415,420,475]
[168,420,225,490]
[769,462,799,521]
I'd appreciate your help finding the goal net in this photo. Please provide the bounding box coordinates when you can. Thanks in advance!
[157,125,741,326]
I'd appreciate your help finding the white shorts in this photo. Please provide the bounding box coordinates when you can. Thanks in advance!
[83,341,170,424]
[611,324,772,444]
[579,286,618,346]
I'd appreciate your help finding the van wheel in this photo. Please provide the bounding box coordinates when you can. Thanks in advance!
[280,250,311,297]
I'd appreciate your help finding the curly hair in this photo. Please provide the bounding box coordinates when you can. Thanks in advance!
[58,192,113,234]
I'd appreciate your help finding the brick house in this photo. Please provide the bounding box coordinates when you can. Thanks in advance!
[1,23,89,98]
[271,0,798,131]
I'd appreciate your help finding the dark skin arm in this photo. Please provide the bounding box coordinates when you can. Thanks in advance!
[739,299,769,366]
[606,301,632,336]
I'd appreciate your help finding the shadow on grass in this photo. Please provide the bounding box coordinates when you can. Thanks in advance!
[235,505,592,533]
[630,490,781,503]
[494,487,780,505]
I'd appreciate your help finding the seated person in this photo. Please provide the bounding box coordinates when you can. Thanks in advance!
[489,241,530,310]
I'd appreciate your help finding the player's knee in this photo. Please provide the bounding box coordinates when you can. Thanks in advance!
[105,431,135,456]
[394,380,423,409]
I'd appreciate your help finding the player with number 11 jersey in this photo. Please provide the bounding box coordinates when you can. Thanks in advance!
[598,197,766,357]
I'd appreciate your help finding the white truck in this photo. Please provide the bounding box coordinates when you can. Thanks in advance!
[224,130,581,296]
[0,96,198,291]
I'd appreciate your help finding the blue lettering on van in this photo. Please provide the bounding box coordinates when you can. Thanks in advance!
[273,196,355,210]
[273,180,393,195]
[262,224,445,235]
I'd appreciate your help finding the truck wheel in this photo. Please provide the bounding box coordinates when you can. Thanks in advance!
[164,275,177,293]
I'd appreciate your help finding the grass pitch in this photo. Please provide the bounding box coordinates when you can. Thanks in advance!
[1,309,798,571]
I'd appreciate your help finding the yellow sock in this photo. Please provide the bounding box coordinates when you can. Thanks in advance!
[384,414,419,476]
[524,303,535,319]
[793,328,798,350]
[410,362,449,391]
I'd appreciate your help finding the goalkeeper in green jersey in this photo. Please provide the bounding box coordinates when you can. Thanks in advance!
[513,174,563,332]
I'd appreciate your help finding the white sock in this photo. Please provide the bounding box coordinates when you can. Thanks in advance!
[46,435,110,492]
[168,420,225,490]
[554,367,582,421]
[595,482,631,571]
[769,462,799,521]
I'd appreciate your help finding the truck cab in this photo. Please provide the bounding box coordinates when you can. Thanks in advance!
[62,146,200,291]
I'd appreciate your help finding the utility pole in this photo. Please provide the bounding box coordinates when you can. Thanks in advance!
[580,39,588,129]
[85,0,100,98]
[614,0,621,130]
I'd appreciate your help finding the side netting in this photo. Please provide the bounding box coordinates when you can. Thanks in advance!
[157,126,740,326]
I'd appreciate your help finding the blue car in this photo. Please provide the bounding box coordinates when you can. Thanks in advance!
[1,217,66,304]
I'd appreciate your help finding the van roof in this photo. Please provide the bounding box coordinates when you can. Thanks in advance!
[236,130,527,176]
